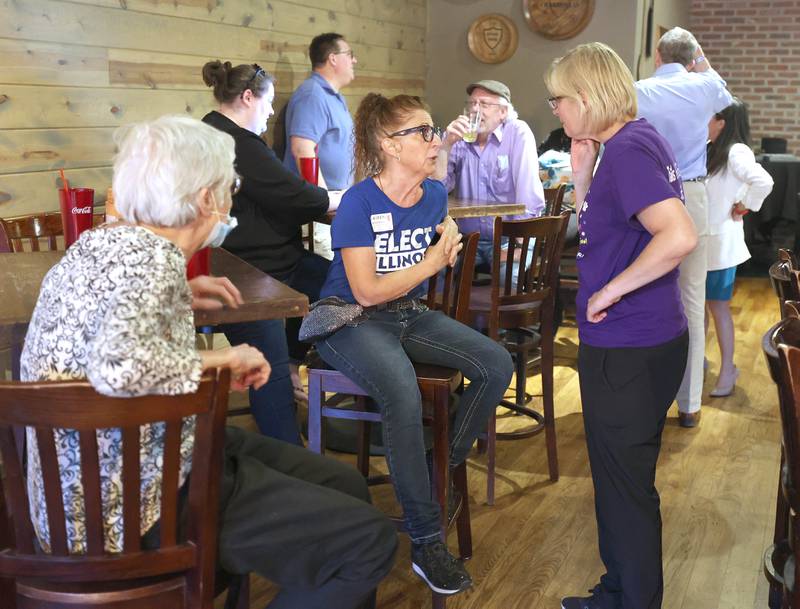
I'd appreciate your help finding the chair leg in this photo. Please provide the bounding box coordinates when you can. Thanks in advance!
[486,412,496,505]
[542,321,559,482]
[432,385,450,541]
[308,372,323,454]
[515,347,527,408]
[453,461,472,560]
[223,574,250,609]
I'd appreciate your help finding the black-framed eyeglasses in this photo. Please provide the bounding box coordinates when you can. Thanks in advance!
[332,48,356,60]
[547,96,565,110]
[386,124,443,143]
[230,175,242,197]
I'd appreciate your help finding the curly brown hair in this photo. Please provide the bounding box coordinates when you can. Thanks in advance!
[353,93,429,181]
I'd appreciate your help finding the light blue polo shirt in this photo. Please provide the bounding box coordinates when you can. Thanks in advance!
[282,72,354,190]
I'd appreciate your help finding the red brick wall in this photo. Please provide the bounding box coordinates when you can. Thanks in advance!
[691,0,800,155]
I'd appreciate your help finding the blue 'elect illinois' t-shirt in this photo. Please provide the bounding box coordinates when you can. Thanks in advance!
[576,119,687,348]
[320,178,447,304]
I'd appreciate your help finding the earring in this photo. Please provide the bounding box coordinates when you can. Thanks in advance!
[395,153,401,161]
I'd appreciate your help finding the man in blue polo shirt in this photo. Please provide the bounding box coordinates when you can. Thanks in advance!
[636,27,732,429]
[284,32,356,192]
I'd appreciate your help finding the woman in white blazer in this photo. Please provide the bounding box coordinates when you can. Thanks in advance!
[705,98,773,396]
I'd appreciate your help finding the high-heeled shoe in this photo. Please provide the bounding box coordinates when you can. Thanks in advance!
[710,367,740,398]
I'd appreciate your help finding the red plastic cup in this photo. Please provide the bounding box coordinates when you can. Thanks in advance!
[299,157,319,185]
[186,247,210,279]
[58,187,95,248]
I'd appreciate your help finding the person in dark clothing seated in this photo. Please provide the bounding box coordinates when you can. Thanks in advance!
[202,60,330,444]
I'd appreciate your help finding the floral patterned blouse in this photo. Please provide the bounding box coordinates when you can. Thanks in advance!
[20,224,203,553]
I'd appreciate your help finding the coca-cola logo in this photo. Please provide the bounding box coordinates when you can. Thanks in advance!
[71,206,92,214]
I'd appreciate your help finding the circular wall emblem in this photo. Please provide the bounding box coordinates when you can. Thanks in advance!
[523,0,595,40]
[467,14,519,65]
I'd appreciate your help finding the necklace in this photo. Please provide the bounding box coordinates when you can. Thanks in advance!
[377,172,385,193]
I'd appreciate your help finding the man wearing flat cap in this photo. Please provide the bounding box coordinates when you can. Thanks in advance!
[434,80,545,268]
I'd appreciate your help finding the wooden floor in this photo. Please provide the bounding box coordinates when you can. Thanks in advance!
[218,277,781,609]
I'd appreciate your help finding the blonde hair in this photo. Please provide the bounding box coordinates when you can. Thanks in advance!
[544,42,637,133]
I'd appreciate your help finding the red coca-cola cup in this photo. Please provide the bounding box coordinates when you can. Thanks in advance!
[186,247,210,280]
[299,157,319,185]
[58,187,95,248]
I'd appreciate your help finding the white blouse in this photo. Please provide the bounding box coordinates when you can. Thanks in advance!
[20,224,202,553]
[706,143,774,271]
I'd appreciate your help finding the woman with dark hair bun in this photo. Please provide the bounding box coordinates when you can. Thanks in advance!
[202,60,331,444]
[315,92,513,596]
[704,98,773,396]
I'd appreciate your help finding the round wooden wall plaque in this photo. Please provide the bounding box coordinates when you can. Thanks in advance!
[523,0,594,40]
[467,14,519,65]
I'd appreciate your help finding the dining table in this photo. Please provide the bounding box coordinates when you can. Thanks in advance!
[0,247,309,379]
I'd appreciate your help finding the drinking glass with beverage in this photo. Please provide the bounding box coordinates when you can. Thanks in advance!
[462,105,481,143]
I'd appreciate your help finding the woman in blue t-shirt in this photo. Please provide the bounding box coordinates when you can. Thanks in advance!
[317,93,513,597]
[545,44,697,609]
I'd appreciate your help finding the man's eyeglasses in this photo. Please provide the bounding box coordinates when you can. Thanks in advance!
[386,124,443,143]
[333,48,356,60]
[230,175,242,197]
[465,99,504,110]
[547,96,565,110]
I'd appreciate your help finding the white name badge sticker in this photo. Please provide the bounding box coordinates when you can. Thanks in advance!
[370,212,393,233]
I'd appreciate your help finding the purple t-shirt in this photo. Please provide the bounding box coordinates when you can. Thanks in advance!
[576,119,687,348]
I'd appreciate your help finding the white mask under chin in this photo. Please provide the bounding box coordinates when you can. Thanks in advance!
[201,215,238,249]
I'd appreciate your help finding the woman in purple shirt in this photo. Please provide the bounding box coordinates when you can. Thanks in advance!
[545,43,697,609]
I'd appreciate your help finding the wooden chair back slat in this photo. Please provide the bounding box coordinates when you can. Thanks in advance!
[121,426,142,553]
[778,337,800,521]
[0,427,35,554]
[78,430,105,556]
[543,185,566,217]
[35,427,69,556]
[0,370,229,603]
[159,420,183,548]
[426,232,479,324]
[490,212,570,322]
[184,381,229,609]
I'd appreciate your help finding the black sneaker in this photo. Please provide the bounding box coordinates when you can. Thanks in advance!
[411,540,472,595]
[561,585,603,609]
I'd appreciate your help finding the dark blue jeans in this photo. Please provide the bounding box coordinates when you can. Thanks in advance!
[277,251,331,364]
[317,307,513,543]
[220,319,302,445]
[219,251,329,446]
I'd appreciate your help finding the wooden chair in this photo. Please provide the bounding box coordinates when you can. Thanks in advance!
[0,211,105,252]
[0,369,248,609]
[468,212,570,505]
[543,185,566,217]
[764,309,800,608]
[306,232,480,609]
[769,249,800,318]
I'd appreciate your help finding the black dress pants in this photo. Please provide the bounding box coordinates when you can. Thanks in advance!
[577,331,688,609]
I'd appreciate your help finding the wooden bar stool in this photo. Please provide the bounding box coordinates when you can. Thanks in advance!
[469,212,570,505]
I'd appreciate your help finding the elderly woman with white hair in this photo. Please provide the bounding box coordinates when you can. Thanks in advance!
[21,115,396,609]
[546,44,697,609]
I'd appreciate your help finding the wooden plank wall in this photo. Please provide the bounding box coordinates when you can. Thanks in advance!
[0,0,427,216]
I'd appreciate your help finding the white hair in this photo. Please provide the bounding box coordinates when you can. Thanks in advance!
[658,27,699,66]
[112,115,236,228]
[502,99,519,121]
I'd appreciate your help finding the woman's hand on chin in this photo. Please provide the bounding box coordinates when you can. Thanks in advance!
[189,275,243,310]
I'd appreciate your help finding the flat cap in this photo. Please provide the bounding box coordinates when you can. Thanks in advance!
[466,80,511,103]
